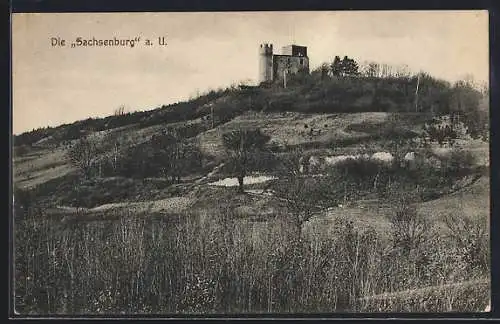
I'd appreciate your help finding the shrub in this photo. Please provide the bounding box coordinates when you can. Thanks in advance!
[439,149,477,177]
[329,157,394,193]
[14,145,31,157]
[443,212,489,275]
[116,135,204,181]
[389,194,429,255]
[15,204,489,314]
[333,157,375,176]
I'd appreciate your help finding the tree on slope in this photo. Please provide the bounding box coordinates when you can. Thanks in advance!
[274,148,327,237]
[222,128,270,193]
[67,136,100,179]
[151,130,194,183]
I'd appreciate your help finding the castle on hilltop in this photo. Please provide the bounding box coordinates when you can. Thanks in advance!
[259,43,310,84]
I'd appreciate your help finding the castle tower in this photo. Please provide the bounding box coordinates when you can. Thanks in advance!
[259,43,274,84]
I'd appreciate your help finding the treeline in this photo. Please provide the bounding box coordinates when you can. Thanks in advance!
[13,86,237,148]
[14,58,488,148]
[253,56,488,139]
[65,125,210,184]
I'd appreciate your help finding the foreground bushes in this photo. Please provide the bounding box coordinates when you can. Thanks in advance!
[14,200,489,314]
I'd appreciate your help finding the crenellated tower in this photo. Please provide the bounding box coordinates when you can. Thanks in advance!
[259,43,274,84]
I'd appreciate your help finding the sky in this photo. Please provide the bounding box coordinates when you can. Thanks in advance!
[12,11,489,134]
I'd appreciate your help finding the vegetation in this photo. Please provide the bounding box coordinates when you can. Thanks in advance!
[14,198,489,314]
[14,58,488,147]
[222,128,271,193]
[330,55,360,77]
[12,56,489,314]
[271,145,481,214]
[67,136,100,179]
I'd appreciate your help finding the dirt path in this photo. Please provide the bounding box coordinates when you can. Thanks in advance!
[358,278,489,302]
[194,162,226,184]
[49,196,193,216]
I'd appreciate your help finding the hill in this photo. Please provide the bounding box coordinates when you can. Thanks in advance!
[12,71,490,314]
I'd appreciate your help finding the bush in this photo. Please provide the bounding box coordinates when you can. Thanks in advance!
[439,149,477,177]
[443,211,489,275]
[389,194,429,255]
[115,136,204,181]
[314,149,480,206]
[13,145,31,157]
[328,157,396,196]
[14,205,489,314]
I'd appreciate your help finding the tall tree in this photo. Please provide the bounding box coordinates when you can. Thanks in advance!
[341,56,360,76]
[330,56,342,77]
[449,80,486,139]
[222,128,270,193]
[114,105,126,116]
[331,55,360,77]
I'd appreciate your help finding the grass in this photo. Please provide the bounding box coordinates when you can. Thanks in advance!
[13,159,490,314]
[197,111,426,160]
[14,201,489,314]
[12,102,490,315]
[358,278,490,312]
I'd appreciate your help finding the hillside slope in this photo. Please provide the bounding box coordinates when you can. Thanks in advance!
[12,74,490,314]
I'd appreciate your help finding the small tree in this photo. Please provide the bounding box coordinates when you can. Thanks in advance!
[222,128,270,193]
[278,147,304,176]
[280,177,326,238]
[274,148,328,237]
[362,61,380,78]
[67,136,99,179]
[449,80,487,140]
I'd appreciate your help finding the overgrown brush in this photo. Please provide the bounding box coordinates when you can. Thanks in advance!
[14,199,489,314]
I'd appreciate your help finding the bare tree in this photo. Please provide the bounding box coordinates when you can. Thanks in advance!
[274,148,326,237]
[318,63,330,81]
[114,105,126,116]
[394,64,411,79]
[67,136,99,179]
[360,61,381,78]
